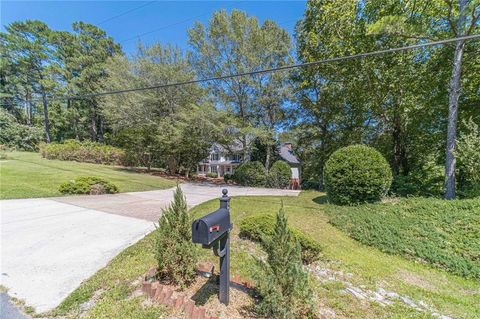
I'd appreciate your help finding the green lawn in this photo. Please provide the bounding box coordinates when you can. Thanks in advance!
[49,192,480,319]
[0,152,176,199]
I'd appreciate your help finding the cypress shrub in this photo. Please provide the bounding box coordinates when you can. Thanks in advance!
[155,186,198,288]
[253,206,316,318]
[324,144,392,205]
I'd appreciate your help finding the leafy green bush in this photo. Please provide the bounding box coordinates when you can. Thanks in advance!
[206,172,218,178]
[40,139,125,165]
[456,118,480,198]
[325,197,480,278]
[155,186,198,288]
[0,109,43,151]
[59,176,119,195]
[223,173,233,183]
[267,161,291,189]
[240,213,322,264]
[253,207,315,319]
[324,144,392,205]
[232,161,267,187]
[392,157,444,197]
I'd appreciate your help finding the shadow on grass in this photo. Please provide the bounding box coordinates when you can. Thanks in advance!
[312,195,328,205]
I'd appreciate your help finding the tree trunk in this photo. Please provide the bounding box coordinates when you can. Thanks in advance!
[90,102,98,142]
[392,113,402,176]
[444,0,467,200]
[41,92,51,143]
[265,143,271,171]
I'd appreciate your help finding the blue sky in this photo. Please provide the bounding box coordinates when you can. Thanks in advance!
[1,1,307,55]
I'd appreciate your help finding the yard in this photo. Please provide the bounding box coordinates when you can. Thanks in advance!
[48,192,480,319]
[0,152,176,199]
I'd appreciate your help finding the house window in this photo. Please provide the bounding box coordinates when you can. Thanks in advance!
[226,166,231,173]
[211,166,218,173]
[211,153,219,161]
[232,154,241,162]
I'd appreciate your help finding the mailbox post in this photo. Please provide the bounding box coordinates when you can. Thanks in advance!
[191,189,231,305]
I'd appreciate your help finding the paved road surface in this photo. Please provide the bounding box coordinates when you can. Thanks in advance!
[0,183,299,314]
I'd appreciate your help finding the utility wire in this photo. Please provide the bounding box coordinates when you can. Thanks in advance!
[97,1,156,25]
[10,34,480,104]
[59,34,480,101]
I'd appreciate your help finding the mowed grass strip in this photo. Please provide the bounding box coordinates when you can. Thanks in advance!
[53,192,480,319]
[325,197,480,279]
[0,152,176,199]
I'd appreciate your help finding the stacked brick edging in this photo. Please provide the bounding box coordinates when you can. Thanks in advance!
[142,264,255,319]
[142,280,217,319]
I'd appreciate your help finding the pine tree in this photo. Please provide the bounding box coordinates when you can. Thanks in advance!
[254,204,316,318]
[155,186,198,288]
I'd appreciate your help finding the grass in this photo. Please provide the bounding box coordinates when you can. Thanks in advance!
[324,197,480,278]
[0,151,176,199]
[51,192,480,319]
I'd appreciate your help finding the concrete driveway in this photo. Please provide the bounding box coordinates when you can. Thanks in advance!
[0,183,299,314]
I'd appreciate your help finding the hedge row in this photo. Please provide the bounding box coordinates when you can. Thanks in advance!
[231,160,292,189]
[40,139,125,165]
[239,213,322,264]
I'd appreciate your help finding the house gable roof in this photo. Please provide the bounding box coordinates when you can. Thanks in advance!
[278,143,300,164]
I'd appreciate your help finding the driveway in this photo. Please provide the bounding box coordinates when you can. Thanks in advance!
[0,183,299,314]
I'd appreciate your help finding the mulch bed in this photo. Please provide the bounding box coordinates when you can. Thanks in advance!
[142,263,257,319]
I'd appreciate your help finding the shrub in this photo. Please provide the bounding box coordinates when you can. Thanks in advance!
[456,118,480,198]
[40,139,125,165]
[391,157,444,197]
[0,109,43,151]
[325,197,480,278]
[324,144,392,205]
[206,172,218,178]
[240,213,321,264]
[267,161,291,189]
[253,206,315,318]
[223,173,233,183]
[59,176,119,195]
[155,186,198,288]
[232,161,267,187]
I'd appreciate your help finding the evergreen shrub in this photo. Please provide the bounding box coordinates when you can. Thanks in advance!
[155,186,198,288]
[324,144,392,205]
[59,176,119,195]
[267,161,291,189]
[253,206,316,318]
[232,161,267,187]
[240,213,321,264]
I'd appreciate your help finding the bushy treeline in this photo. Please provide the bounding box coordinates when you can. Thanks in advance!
[40,139,125,165]
[2,2,479,198]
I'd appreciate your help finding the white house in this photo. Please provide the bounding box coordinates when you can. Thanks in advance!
[197,143,248,177]
[197,142,301,189]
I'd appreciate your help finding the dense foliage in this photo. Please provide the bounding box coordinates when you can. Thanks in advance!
[232,161,267,187]
[324,145,392,205]
[59,176,118,195]
[240,213,322,264]
[267,160,292,189]
[455,118,480,198]
[253,207,316,318]
[0,109,43,151]
[40,139,125,165]
[154,186,198,288]
[325,197,480,278]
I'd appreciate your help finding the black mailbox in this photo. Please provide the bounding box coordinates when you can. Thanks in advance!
[191,189,231,306]
[192,207,231,246]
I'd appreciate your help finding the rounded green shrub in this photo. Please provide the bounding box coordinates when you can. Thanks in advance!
[232,161,267,187]
[239,213,322,264]
[324,144,392,205]
[267,160,291,189]
[59,176,119,195]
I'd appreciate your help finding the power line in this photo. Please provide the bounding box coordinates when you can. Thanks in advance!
[53,34,480,102]
[97,1,156,25]
[119,12,209,44]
